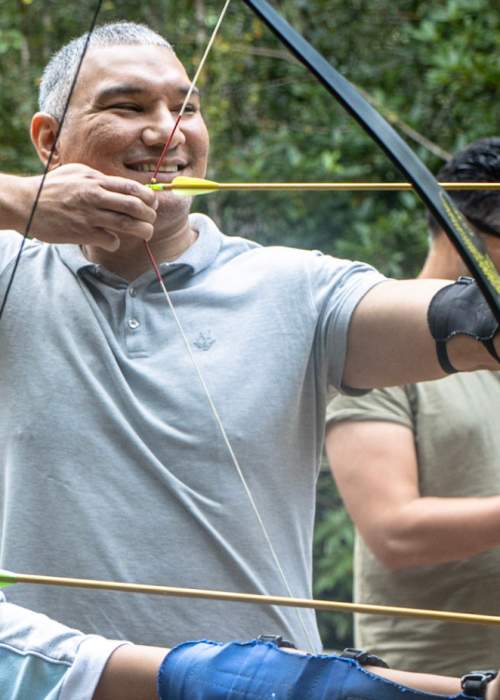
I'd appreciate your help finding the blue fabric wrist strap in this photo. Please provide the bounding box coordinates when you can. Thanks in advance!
[158,638,467,700]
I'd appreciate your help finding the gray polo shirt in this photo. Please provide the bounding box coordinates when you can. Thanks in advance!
[0,214,384,651]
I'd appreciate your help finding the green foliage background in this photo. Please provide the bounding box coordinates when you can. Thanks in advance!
[1,0,498,649]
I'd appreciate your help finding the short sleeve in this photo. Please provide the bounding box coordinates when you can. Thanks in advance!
[0,596,129,700]
[0,231,39,276]
[326,384,414,429]
[306,252,387,392]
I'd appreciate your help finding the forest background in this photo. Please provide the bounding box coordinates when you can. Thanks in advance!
[0,0,498,649]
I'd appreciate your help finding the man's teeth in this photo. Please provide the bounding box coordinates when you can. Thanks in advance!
[132,164,181,173]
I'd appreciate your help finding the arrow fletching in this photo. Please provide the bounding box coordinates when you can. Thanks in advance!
[148,176,220,196]
[0,570,18,587]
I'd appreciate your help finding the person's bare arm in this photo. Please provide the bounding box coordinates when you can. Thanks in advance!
[365,664,459,695]
[342,279,499,389]
[367,665,499,700]
[325,419,500,569]
[489,674,500,700]
[367,666,499,700]
[0,165,157,251]
[93,644,167,700]
[93,643,463,699]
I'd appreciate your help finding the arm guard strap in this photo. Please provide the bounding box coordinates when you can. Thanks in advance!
[428,276,500,374]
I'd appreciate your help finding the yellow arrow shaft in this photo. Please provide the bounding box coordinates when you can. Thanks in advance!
[7,572,500,627]
[151,181,500,192]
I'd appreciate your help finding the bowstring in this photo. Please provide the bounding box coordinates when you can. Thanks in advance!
[145,0,317,651]
[150,0,232,183]
[0,0,104,321]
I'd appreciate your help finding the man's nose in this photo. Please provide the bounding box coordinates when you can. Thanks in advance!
[142,107,186,148]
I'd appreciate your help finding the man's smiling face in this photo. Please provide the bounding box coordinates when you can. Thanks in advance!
[57,43,209,220]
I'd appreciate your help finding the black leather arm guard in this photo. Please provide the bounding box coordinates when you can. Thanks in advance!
[428,276,500,374]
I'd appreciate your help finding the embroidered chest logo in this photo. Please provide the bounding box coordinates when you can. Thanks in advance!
[193,331,216,351]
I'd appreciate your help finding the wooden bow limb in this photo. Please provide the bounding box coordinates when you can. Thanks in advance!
[2,570,499,627]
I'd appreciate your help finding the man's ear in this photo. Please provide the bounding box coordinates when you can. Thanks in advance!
[30,112,61,168]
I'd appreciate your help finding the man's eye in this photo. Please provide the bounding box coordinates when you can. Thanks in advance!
[110,103,142,112]
[173,103,198,115]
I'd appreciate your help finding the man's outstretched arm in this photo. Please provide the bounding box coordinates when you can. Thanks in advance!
[2,596,492,700]
[95,640,463,700]
[342,278,499,389]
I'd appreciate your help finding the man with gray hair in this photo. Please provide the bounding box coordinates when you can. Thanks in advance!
[0,22,498,652]
[39,23,174,121]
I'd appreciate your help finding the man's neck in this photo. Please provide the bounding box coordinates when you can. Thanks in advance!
[419,236,466,280]
[82,218,197,281]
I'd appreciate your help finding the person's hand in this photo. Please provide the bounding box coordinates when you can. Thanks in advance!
[21,163,158,251]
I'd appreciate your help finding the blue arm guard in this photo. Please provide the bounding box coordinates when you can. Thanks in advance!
[158,638,467,700]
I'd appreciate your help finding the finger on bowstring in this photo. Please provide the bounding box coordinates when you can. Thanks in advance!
[96,190,158,227]
[98,176,158,209]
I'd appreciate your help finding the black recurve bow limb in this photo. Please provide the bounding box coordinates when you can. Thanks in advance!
[241,0,500,323]
[0,0,104,320]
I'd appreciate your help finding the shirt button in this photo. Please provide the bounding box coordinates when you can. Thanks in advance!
[128,319,140,330]
[129,287,136,297]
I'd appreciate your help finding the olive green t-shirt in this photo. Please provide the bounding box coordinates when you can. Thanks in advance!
[327,371,500,675]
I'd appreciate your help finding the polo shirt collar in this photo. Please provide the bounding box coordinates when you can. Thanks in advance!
[58,213,223,283]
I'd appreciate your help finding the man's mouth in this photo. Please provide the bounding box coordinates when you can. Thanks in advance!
[128,163,184,174]
[125,161,189,184]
